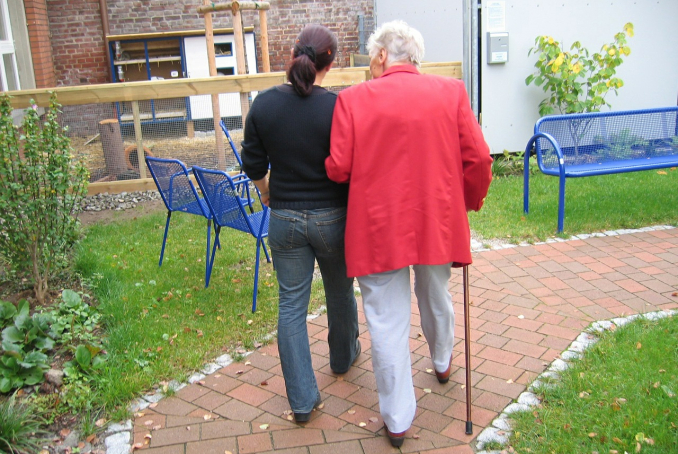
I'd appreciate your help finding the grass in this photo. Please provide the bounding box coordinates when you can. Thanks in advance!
[504,315,678,454]
[469,168,678,242]
[73,209,326,417]
[0,393,47,453]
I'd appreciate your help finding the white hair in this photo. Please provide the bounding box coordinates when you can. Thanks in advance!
[367,20,425,67]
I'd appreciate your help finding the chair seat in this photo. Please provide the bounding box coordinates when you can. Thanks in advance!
[221,209,269,234]
[176,198,212,218]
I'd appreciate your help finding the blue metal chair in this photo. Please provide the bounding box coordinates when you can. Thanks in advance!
[192,165,271,312]
[145,157,218,283]
[219,120,255,212]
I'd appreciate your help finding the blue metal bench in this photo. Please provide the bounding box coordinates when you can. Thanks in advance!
[524,106,678,232]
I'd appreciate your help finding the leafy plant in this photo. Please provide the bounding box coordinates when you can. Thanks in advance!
[492,149,534,177]
[50,289,102,344]
[0,300,55,393]
[526,23,634,117]
[598,128,648,160]
[0,93,89,305]
[0,393,47,454]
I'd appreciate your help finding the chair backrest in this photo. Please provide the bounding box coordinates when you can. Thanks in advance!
[219,120,243,167]
[192,166,268,236]
[145,157,210,217]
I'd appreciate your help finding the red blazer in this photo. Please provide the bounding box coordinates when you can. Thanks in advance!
[326,65,492,277]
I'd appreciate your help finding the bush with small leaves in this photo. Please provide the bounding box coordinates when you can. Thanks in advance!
[0,93,89,305]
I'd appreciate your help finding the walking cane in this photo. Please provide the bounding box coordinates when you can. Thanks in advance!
[463,265,473,435]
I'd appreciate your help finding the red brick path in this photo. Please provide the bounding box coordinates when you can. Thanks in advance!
[132,228,678,453]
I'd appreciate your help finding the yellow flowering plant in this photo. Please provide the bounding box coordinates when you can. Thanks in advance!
[525,23,634,117]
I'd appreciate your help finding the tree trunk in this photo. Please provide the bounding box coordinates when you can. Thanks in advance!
[98,119,127,178]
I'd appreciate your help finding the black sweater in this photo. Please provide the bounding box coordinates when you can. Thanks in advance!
[241,84,349,210]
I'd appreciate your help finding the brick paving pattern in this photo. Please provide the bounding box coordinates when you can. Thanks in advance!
[132,228,678,453]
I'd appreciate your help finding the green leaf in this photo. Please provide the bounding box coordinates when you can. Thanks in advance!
[0,377,11,393]
[62,289,81,307]
[0,301,17,321]
[75,344,92,369]
[14,300,30,330]
[2,326,24,343]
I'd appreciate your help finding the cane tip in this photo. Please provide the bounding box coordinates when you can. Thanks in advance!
[465,421,473,435]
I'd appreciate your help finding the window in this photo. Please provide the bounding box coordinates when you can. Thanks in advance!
[0,0,20,91]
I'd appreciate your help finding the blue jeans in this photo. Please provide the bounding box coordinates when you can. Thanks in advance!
[269,207,359,413]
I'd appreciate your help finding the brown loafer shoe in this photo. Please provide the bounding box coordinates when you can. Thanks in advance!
[435,355,453,384]
[384,425,407,447]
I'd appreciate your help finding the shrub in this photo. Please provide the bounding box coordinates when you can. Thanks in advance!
[0,93,89,305]
[526,23,634,117]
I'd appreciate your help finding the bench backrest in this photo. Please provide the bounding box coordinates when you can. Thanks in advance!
[534,106,678,171]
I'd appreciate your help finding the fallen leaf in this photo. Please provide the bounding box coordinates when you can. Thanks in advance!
[259,424,269,430]
[236,370,244,374]
[162,314,169,319]
[518,315,525,319]
[152,425,161,431]
[203,414,212,420]
[369,417,379,423]
[588,432,597,438]
[636,342,642,349]
[286,414,294,421]
[144,434,152,440]
[348,410,356,415]
[247,320,254,325]
[232,278,241,283]
[132,443,144,450]
[225,451,233,454]
[196,330,204,337]
[579,391,590,398]
[245,361,252,366]
[86,434,96,443]
[426,368,433,374]
[659,369,666,373]
[423,388,432,394]
[359,422,367,427]
[317,402,325,409]
[186,426,191,431]
[657,170,667,175]
[60,428,71,438]
[413,434,420,439]
[95,418,106,427]
[260,381,269,386]
[507,379,513,384]
[636,442,642,452]
[613,437,622,444]
[144,420,154,426]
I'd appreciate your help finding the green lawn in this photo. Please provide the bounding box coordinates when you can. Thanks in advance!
[469,168,678,242]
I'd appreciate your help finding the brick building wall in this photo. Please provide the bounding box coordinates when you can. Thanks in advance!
[46,0,109,86]
[24,0,56,88]
[43,0,373,87]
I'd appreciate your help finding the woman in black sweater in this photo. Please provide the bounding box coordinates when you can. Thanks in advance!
[241,24,360,423]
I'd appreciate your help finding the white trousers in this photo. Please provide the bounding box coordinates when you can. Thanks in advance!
[357,263,454,433]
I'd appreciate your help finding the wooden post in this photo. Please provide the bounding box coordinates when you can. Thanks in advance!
[131,101,147,179]
[203,0,227,170]
[259,9,270,72]
[231,3,251,121]
[98,119,127,178]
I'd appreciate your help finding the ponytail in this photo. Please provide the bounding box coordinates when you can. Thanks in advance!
[287,24,338,97]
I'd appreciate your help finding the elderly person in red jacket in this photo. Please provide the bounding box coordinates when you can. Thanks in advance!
[325,20,492,448]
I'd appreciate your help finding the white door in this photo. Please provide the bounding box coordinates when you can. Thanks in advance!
[184,33,258,120]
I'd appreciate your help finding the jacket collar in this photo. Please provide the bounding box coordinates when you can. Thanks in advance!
[380,64,420,78]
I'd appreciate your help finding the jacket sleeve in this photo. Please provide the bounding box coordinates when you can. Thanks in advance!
[325,93,354,183]
[241,102,270,181]
[456,85,493,211]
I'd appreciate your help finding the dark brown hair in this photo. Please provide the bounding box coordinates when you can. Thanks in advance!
[287,24,338,97]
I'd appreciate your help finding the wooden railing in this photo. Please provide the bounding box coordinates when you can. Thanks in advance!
[4,62,461,194]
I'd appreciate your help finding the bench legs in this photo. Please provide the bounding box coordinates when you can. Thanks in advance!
[558,173,566,233]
